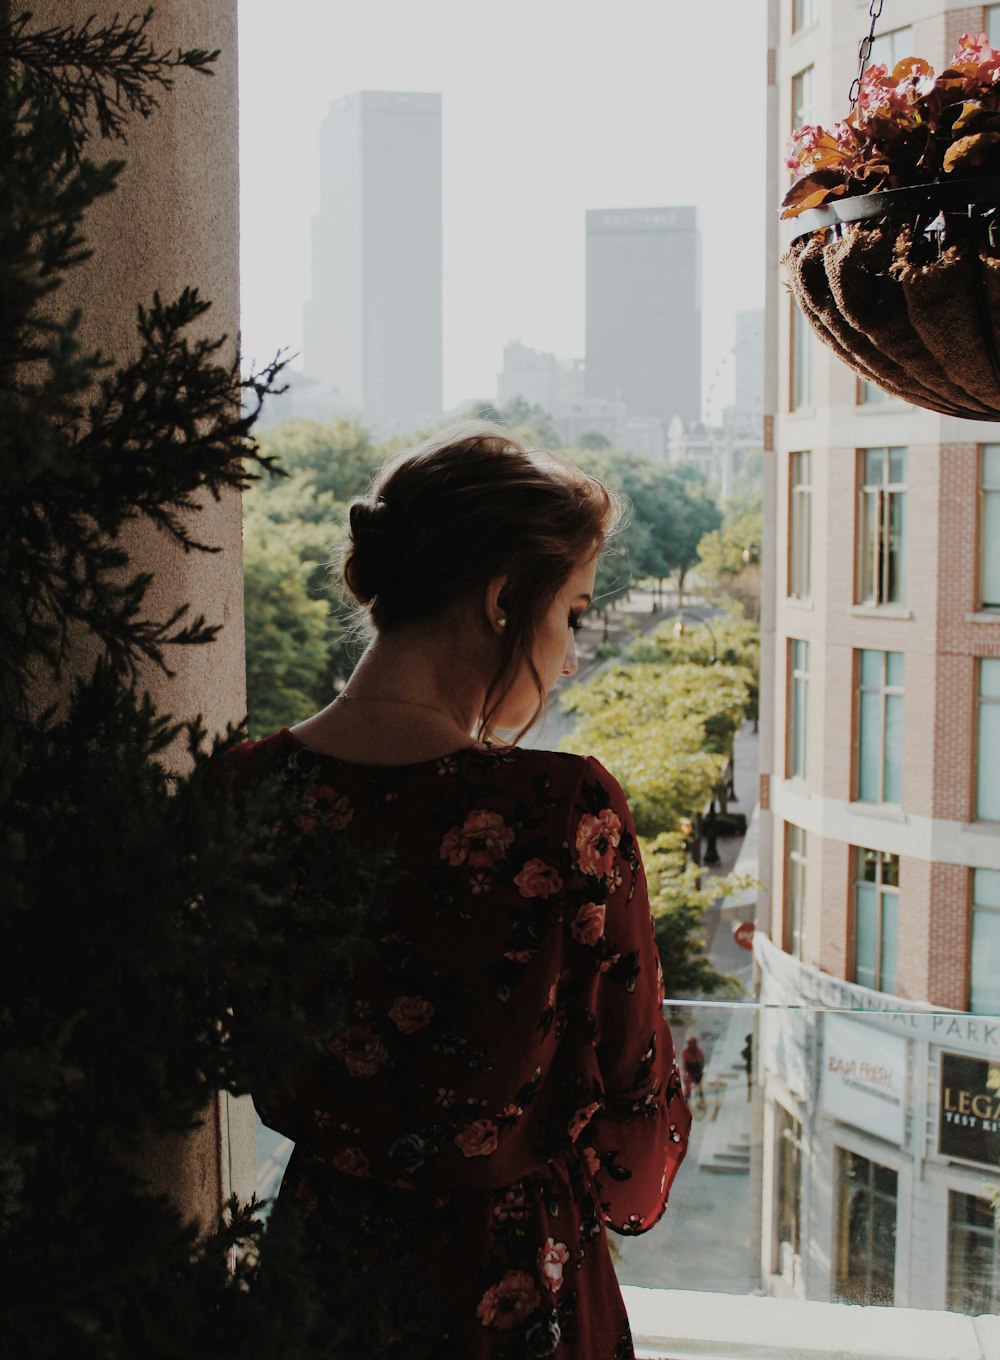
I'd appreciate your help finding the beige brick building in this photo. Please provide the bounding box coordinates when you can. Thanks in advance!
[757,0,1000,1312]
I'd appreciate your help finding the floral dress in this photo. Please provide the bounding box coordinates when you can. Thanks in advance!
[229,729,690,1359]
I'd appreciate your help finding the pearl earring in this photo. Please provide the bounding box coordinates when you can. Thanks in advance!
[497,615,507,629]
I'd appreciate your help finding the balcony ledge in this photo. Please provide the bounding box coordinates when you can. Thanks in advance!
[622,1287,1000,1360]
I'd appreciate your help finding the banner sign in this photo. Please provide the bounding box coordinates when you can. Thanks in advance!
[939,1051,1000,1168]
[820,1013,907,1145]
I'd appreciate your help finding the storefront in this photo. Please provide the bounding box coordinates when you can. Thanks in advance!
[755,935,1000,1311]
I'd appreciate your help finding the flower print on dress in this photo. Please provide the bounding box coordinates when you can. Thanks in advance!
[567,1101,602,1142]
[453,1117,499,1157]
[309,782,354,831]
[328,1023,388,1077]
[570,901,606,946]
[330,1146,369,1177]
[439,809,515,868]
[388,995,434,1033]
[513,858,564,898]
[575,807,621,877]
[476,1270,540,1329]
[537,1238,570,1293]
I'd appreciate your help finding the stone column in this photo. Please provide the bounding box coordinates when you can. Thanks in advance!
[21,0,255,1228]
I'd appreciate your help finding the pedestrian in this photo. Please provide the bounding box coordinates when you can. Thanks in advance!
[741,1032,754,1100]
[681,1034,706,1108]
[227,423,691,1359]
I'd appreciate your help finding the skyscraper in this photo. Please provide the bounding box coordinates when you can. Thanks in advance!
[585,206,702,428]
[304,91,442,431]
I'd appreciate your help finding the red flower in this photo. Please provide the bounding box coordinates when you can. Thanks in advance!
[570,901,606,946]
[476,1270,540,1329]
[440,810,514,868]
[454,1118,499,1158]
[388,995,435,1033]
[575,808,621,877]
[537,1238,570,1293]
[513,858,564,898]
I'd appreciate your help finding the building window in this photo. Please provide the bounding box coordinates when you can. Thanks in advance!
[787,639,810,780]
[979,660,1000,821]
[791,65,814,129]
[989,7,1000,48]
[857,376,888,405]
[784,823,807,960]
[788,450,812,599]
[791,0,816,33]
[835,1148,897,1306]
[982,445,1000,609]
[856,649,904,805]
[970,869,1000,1016]
[857,447,906,605]
[773,1105,802,1277]
[948,1193,999,1315]
[790,300,813,410]
[853,848,899,994]
[868,26,913,69]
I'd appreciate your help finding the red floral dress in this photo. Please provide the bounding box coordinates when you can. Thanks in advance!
[229,729,690,1359]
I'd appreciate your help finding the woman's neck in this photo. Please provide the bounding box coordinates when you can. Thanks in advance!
[289,626,491,764]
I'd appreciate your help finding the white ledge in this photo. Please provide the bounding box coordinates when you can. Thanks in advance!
[622,1287,1000,1360]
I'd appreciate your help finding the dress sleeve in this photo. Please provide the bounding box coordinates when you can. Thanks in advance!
[569,757,691,1236]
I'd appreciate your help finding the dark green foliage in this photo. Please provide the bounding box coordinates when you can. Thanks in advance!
[0,9,423,1357]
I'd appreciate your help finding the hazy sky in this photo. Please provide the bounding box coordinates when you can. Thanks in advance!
[238,0,768,420]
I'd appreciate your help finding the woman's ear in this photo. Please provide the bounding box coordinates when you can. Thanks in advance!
[484,575,509,635]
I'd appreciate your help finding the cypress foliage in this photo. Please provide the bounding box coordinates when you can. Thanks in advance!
[0,10,426,1355]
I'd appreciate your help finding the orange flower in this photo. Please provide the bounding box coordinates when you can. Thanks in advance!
[570,901,606,946]
[567,1101,601,1141]
[329,1024,388,1077]
[330,1146,369,1177]
[476,1270,540,1329]
[575,808,621,877]
[513,858,564,898]
[537,1238,570,1293]
[454,1118,499,1158]
[440,810,514,868]
[388,995,434,1033]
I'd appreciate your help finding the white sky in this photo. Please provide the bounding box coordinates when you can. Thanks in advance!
[238,0,768,421]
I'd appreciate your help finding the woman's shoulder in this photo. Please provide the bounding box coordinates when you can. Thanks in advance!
[493,747,629,812]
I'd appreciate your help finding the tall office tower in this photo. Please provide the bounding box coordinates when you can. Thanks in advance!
[758,0,1000,1316]
[585,206,701,427]
[304,91,442,431]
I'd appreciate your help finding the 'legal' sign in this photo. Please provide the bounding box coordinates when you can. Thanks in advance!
[939,1051,1000,1168]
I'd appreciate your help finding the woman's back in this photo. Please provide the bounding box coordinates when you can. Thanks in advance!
[233,727,689,1358]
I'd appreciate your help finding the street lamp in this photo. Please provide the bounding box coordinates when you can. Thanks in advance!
[672,611,719,664]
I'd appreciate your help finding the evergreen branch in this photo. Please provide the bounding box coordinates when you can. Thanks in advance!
[2,9,218,151]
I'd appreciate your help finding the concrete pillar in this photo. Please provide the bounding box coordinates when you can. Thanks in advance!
[20,0,255,1228]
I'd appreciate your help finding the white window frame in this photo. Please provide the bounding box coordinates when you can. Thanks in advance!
[857,447,906,607]
[784,822,808,961]
[789,450,812,600]
[852,847,899,995]
[855,649,904,806]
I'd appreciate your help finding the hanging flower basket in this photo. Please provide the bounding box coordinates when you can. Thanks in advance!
[782,32,1000,420]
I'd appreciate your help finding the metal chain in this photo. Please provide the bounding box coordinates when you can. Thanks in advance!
[849,0,885,109]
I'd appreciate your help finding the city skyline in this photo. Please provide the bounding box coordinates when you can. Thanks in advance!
[237,0,766,421]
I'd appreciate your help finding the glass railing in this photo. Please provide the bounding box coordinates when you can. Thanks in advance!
[252,929,1000,1356]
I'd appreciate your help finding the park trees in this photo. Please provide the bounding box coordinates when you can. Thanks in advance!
[561,608,758,998]
[242,417,382,733]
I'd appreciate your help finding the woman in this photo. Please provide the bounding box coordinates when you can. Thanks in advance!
[230,424,690,1358]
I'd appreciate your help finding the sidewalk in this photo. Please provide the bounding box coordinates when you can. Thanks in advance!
[615,719,760,1294]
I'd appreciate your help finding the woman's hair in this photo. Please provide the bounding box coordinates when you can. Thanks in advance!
[340,421,622,740]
